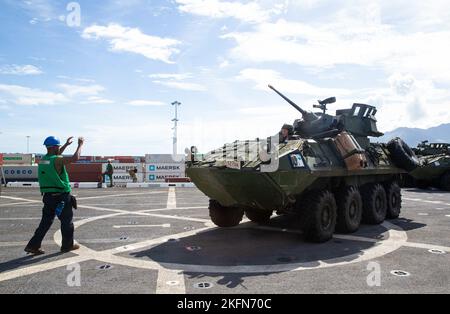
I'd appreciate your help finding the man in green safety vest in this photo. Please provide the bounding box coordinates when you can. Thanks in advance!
[25,136,84,255]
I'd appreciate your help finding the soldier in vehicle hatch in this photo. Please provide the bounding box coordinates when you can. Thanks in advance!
[279,124,294,143]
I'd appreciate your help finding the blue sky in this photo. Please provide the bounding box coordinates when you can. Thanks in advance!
[0,0,449,155]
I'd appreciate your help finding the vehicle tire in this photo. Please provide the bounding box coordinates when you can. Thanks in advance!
[245,209,272,224]
[387,138,420,172]
[385,181,402,219]
[300,190,337,243]
[361,184,387,224]
[336,186,362,233]
[209,200,244,227]
[440,171,450,191]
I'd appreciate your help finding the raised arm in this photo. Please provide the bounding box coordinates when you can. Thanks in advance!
[59,137,74,155]
[63,137,84,165]
[54,137,85,175]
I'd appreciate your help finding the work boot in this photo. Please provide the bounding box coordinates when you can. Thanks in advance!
[60,244,80,253]
[24,246,45,256]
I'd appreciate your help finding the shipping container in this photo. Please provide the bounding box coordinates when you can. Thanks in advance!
[165,177,191,183]
[114,156,135,163]
[118,159,136,163]
[2,165,38,182]
[145,154,185,163]
[102,163,144,173]
[94,159,118,163]
[145,163,185,173]
[75,156,95,163]
[145,172,185,182]
[66,163,103,182]
[105,173,144,184]
[2,154,35,165]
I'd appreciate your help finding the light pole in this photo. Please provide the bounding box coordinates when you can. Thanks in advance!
[26,136,30,153]
[171,101,181,156]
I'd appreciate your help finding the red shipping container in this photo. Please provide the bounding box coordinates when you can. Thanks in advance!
[110,156,135,163]
[78,156,94,161]
[118,159,135,163]
[66,163,102,182]
[165,177,191,183]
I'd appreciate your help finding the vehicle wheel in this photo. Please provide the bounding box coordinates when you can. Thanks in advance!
[361,184,387,224]
[387,138,420,172]
[336,186,362,233]
[245,209,272,224]
[209,200,244,227]
[385,181,402,219]
[300,190,337,243]
[440,172,450,191]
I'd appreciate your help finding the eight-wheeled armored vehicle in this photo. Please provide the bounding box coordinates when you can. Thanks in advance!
[186,85,407,242]
[389,140,450,191]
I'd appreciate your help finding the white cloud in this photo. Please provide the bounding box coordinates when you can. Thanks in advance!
[83,96,114,105]
[80,121,175,155]
[339,74,450,132]
[388,73,416,96]
[219,59,230,68]
[380,0,450,29]
[214,2,450,133]
[0,64,43,75]
[58,84,105,97]
[237,106,288,116]
[82,23,181,64]
[223,18,386,66]
[235,68,450,132]
[0,84,68,106]
[152,80,207,91]
[148,72,206,91]
[175,0,277,23]
[127,100,166,106]
[222,17,450,83]
[57,75,96,83]
[238,68,350,97]
[28,57,47,62]
[148,73,192,80]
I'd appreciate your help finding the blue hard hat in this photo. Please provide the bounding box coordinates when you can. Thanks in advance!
[43,136,61,147]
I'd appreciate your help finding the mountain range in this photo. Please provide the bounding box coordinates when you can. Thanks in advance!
[375,123,450,146]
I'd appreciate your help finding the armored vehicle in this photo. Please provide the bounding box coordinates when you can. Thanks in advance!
[186,85,406,242]
[390,140,450,191]
[414,141,450,156]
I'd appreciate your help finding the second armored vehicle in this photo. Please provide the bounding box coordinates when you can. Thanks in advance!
[390,140,450,191]
[187,86,407,242]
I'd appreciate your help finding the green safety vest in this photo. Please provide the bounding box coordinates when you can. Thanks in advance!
[38,155,71,193]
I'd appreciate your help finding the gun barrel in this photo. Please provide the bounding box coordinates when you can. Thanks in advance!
[268,85,307,115]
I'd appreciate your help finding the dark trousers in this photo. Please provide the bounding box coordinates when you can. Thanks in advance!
[102,173,113,187]
[27,193,74,250]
